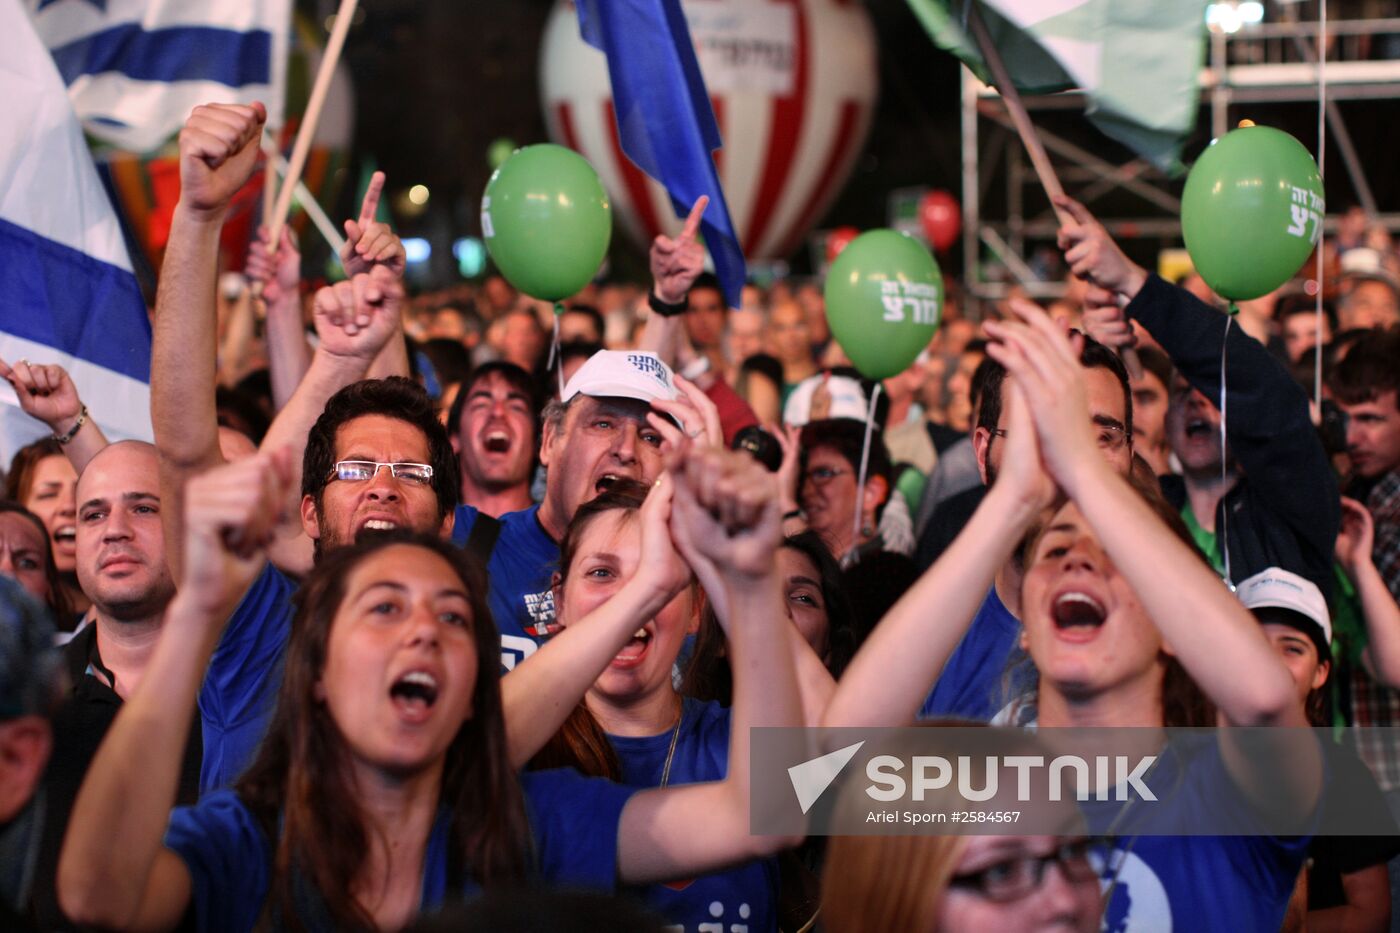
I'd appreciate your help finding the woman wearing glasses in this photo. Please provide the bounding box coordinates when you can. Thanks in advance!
[822,731,1102,933]
[795,417,919,637]
[823,300,1321,931]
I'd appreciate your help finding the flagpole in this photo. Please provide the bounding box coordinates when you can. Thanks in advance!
[965,3,1143,379]
[268,0,357,246]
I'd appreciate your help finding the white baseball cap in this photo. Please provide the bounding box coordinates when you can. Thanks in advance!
[1237,567,1332,655]
[561,350,679,405]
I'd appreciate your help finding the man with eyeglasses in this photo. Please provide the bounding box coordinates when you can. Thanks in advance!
[1062,195,1338,603]
[918,323,1135,722]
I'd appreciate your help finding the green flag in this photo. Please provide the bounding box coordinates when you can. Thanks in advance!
[910,0,1208,172]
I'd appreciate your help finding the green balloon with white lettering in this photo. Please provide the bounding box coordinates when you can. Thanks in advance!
[1181,125,1324,301]
[824,230,942,381]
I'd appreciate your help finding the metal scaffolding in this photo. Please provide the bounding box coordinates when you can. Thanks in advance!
[961,15,1400,313]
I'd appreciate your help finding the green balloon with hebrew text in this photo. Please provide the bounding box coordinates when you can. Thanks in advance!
[823,230,942,381]
[1182,125,1324,302]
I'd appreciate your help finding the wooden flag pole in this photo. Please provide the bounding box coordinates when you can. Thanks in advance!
[268,0,357,246]
[965,4,1143,378]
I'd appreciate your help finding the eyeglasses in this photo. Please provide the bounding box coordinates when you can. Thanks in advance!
[989,422,1131,452]
[326,461,435,486]
[802,466,850,487]
[948,838,1102,902]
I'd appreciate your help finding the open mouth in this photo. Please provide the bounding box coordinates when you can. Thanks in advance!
[53,526,76,547]
[361,519,399,533]
[1053,592,1107,631]
[390,671,439,712]
[594,473,622,495]
[1184,418,1212,439]
[483,431,511,454]
[612,627,652,664]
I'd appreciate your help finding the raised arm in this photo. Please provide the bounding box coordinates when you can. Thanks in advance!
[246,225,311,411]
[822,384,1052,729]
[1062,195,1340,594]
[0,357,109,474]
[58,451,291,931]
[988,299,1319,817]
[1338,497,1400,687]
[502,475,690,768]
[153,103,266,583]
[638,197,707,374]
[617,446,802,883]
[340,172,410,381]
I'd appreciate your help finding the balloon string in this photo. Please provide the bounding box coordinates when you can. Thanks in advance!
[1314,0,1328,408]
[1219,313,1233,591]
[849,382,883,567]
[548,306,564,397]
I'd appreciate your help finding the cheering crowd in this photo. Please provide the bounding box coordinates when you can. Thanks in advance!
[2,99,1400,932]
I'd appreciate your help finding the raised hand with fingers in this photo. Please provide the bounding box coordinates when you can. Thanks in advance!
[1336,497,1377,576]
[246,225,300,305]
[312,265,404,363]
[771,423,804,518]
[647,374,723,452]
[341,171,406,279]
[650,196,709,305]
[0,356,86,434]
[1054,195,1148,301]
[181,448,294,616]
[983,298,1101,492]
[1080,284,1137,352]
[177,102,267,220]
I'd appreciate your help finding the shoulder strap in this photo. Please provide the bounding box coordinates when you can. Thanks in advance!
[464,513,503,565]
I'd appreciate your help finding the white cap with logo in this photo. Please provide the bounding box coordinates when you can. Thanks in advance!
[561,350,679,405]
[1237,566,1332,649]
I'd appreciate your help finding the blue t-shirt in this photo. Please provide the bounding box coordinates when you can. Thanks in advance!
[920,587,1027,722]
[1084,735,1312,933]
[452,503,560,671]
[198,564,297,795]
[608,698,778,933]
[164,768,636,933]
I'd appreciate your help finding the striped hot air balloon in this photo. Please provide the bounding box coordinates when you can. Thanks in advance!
[539,0,877,261]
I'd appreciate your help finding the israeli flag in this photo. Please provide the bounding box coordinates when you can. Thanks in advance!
[28,0,290,153]
[0,5,154,462]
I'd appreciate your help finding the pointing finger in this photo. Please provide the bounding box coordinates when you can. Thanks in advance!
[358,171,385,228]
[679,195,709,241]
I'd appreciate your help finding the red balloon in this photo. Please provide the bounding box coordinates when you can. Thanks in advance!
[826,226,860,264]
[919,190,962,253]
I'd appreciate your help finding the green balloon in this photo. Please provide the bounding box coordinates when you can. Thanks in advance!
[1181,125,1324,302]
[823,230,942,380]
[481,144,611,301]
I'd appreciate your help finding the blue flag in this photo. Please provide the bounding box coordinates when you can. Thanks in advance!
[577,0,746,310]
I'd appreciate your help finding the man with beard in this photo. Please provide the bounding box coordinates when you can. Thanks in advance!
[445,362,538,518]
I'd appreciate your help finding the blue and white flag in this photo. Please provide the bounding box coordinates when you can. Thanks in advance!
[27,0,291,153]
[0,4,153,462]
[577,0,747,311]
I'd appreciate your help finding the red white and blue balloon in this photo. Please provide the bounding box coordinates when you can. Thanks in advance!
[540,0,878,260]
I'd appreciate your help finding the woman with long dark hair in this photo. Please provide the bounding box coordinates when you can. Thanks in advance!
[57,446,801,932]
[824,301,1321,931]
